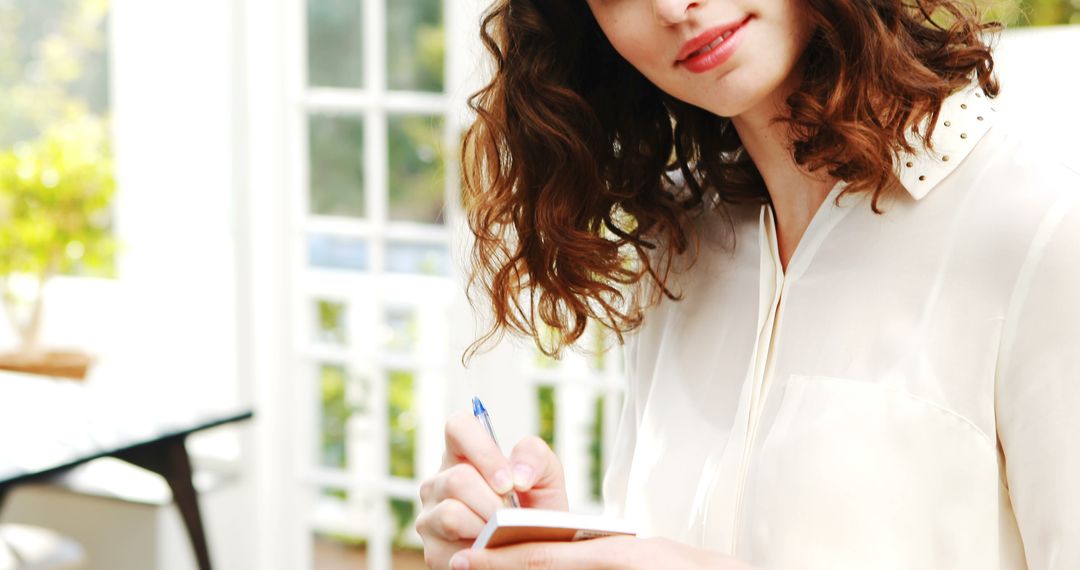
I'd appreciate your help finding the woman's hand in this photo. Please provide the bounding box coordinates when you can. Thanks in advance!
[448,536,757,570]
[416,410,569,570]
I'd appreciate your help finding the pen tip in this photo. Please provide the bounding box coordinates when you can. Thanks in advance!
[472,396,486,416]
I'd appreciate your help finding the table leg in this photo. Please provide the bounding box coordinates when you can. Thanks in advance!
[114,436,212,570]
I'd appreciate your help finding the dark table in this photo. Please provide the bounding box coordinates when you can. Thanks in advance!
[0,371,253,570]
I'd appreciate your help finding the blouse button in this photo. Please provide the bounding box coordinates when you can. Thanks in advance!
[919,175,927,181]
[942,155,950,162]
[961,103,968,109]
[906,161,914,168]
[944,120,952,127]
[977,116,984,121]
[961,133,968,139]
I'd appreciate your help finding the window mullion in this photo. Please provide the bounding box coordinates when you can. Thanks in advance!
[362,0,393,568]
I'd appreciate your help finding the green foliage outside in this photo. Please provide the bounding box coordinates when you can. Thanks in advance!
[589,396,605,501]
[0,122,115,280]
[537,385,557,448]
[386,0,445,92]
[309,114,365,217]
[0,0,113,355]
[0,0,110,148]
[985,0,1080,25]
[388,370,418,543]
[389,498,416,546]
[388,114,445,224]
[307,0,364,88]
[320,364,350,469]
[0,117,115,353]
[388,370,417,479]
[307,0,447,91]
[307,0,446,228]
[317,299,348,345]
[321,364,419,545]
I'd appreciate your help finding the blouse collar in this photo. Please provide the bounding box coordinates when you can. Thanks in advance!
[894,82,998,200]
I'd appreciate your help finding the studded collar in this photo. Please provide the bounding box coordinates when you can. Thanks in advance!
[894,82,997,200]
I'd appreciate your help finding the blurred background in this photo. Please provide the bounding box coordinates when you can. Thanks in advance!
[0,0,1076,569]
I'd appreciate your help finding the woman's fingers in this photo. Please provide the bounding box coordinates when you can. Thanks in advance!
[422,538,472,570]
[415,497,487,543]
[420,463,504,520]
[415,498,484,570]
[443,410,514,496]
[508,435,569,510]
[420,411,574,568]
[507,435,562,491]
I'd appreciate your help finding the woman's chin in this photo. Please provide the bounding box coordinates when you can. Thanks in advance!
[687,68,801,120]
[686,86,769,119]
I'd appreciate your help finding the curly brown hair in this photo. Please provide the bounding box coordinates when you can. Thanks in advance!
[461,0,1000,358]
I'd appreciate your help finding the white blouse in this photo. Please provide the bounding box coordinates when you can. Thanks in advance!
[602,82,1080,570]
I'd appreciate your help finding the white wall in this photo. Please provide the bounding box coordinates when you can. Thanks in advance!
[107,0,242,410]
[992,25,1080,169]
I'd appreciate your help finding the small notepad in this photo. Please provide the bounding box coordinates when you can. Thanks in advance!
[472,509,637,549]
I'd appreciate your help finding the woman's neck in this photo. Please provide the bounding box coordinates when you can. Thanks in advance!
[730,79,837,272]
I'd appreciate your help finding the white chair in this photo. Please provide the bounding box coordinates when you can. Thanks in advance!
[0,524,85,570]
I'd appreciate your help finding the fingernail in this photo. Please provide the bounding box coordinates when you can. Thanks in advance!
[492,469,513,494]
[450,554,470,570]
[512,463,534,490]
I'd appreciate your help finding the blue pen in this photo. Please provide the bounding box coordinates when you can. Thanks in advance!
[472,396,521,508]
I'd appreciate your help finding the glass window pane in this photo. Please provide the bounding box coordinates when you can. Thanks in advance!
[389,498,417,546]
[537,385,556,447]
[384,308,419,353]
[320,363,350,469]
[589,395,604,501]
[1,0,110,145]
[309,114,364,217]
[321,487,348,501]
[308,233,369,271]
[388,114,444,224]
[315,299,348,345]
[386,241,449,275]
[307,0,363,88]
[388,370,416,479]
[385,0,444,92]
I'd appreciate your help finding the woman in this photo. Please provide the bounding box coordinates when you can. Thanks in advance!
[416,0,1080,568]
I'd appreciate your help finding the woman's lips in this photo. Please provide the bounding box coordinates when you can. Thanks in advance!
[677,16,752,74]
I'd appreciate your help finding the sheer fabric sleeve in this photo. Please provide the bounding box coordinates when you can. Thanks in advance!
[602,331,640,519]
[995,192,1080,570]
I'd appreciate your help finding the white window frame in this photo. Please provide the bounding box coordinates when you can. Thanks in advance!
[240,1,630,569]
[287,0,466,568]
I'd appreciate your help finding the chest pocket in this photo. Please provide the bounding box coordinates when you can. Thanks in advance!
[738,375,1001,570]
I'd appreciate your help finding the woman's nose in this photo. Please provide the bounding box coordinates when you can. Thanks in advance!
[652,0,702,25]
